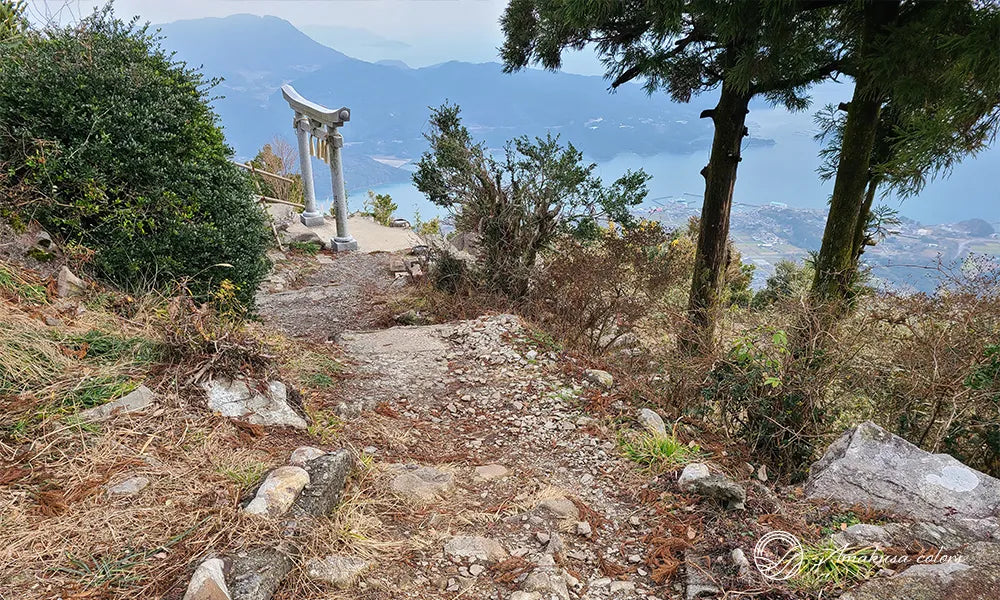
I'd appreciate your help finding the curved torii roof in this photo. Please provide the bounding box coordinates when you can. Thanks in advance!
[281,84,350,126]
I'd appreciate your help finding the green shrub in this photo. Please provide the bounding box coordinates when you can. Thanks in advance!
[752,260,814,308]
[703,328,826,480]
[0,9,271,307]
[363,190,398,226]
[0,0,26,41]
[413,103,649,299]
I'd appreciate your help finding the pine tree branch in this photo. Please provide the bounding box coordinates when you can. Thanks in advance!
[609,28,710,89]
[751,61,841,95]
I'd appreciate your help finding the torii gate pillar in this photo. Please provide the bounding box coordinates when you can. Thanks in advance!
[281,84,358,252]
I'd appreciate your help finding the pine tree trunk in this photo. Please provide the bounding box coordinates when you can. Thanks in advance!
[811,0,898,305]
[851,178,879,267]
[683,81,751,352]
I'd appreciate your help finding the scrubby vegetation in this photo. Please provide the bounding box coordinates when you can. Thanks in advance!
[0,8,271,306]
[413,102,650,298]
[414,127,1000,480]
[363,190,398,226]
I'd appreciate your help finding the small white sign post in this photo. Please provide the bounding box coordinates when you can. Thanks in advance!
[281,84,358,251]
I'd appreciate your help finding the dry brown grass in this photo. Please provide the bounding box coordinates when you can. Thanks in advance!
[0,403,296,599]
[0,259,353,598]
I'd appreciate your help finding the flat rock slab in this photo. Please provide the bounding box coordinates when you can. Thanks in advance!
[474,464,509,480]
[840,542,1000,600]
[807,422,1000,528]
[76,385,155,422]
[107,476,150,496]
[340,325,451,355]
[203,379,307,429]
[389,464,455,503]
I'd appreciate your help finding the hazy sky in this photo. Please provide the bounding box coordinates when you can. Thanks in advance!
[28,0,605,71]
[29,1,515,60]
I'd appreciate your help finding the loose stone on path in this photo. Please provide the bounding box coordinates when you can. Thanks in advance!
[443,536,509,563]
[304,555,369,588]
[389,464,455,503]
[244,466,310,516]
[474,464,508,480]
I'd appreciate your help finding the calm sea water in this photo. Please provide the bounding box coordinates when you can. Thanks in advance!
[328,105,1000,227]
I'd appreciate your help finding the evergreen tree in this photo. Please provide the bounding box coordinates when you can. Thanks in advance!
[811,0,1000,305]
[500,0,839,351]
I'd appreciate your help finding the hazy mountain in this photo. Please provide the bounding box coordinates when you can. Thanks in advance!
[300,24,412,60]
[154,14,996,227]
[155,14,748,194]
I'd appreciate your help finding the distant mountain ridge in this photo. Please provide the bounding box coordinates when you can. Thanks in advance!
[154,14,762,194]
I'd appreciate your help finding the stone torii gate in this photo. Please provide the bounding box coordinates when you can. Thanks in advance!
[281,84,358,252]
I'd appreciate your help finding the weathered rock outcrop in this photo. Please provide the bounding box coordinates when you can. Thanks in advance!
[839,542,1000,600]
[806,422,1000,540]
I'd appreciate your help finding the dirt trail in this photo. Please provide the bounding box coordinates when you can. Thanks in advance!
[258,250,668,599]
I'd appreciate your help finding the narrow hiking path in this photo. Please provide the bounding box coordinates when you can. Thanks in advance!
[256,249,673,600]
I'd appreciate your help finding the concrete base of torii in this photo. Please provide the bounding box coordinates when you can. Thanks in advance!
[330,238,359,252]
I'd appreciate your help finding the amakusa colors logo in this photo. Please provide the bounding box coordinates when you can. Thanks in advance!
[753,531,803,580]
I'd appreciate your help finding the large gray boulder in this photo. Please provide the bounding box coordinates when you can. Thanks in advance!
[806,422,1000,537]
[839,542,1000,600]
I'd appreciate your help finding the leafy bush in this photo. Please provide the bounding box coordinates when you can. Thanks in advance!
[413,103,649,299]
[0,0,25,40]
[856,267,1000,476]
[702,327,827,480]
[248,139,304,206]
[695,259,1000,480]
[413,209,442,236]
[363,190,398,226]
[752,260,814,307]
[0,9,271,306]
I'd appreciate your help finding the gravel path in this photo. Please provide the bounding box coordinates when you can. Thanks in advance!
[256,250,398,341]
[256,251,680,599]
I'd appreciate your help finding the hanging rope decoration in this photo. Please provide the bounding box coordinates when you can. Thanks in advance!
[309,134,331,164]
